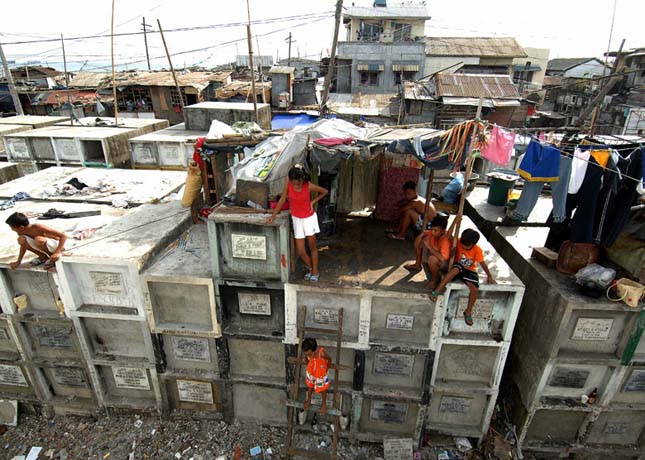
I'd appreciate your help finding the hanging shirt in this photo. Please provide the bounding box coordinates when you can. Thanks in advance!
[287,181,314,219]
[518,140,560,182]
[481,125,515,166]
[568,148,591,194]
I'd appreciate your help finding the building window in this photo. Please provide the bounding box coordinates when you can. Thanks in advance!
[360,71,379,86]
[513,71,534,85]
[358,21,382,42]
[118,87,152,111]
[391,22,412,41]
[169,88,187,106]
[395,71,417,85]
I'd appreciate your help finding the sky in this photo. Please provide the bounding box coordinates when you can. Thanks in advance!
[0,0,643,72]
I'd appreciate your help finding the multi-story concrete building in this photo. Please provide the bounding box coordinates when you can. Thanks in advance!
[335,1,430,94]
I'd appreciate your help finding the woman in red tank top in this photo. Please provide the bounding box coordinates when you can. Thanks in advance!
[267,165,328,281]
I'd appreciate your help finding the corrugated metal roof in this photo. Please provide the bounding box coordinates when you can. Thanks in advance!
[344,5,430,19]
[546,58,597,72]
[403,81,434,101]
[269,66,295,75]
[70,70,232,89]
[236,55,274,67]
[327,93,396,117]
[426,37,527,58]
[435,73,520,99]
[31,90,104,106]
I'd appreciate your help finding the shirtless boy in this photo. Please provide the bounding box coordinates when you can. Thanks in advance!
[6,212,67,269]
[387,181,436,240]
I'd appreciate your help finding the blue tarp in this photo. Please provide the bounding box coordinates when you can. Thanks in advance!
[271,113,319,130]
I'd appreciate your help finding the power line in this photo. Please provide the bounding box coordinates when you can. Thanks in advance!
[0,12,334,46]
[71,15,333,72]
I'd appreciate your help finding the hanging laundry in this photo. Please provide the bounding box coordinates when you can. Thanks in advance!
[511,155,572,223]
[568,148,590,194]
[481,125,515,166]
[517,140,560,182]
[595,146,643,246]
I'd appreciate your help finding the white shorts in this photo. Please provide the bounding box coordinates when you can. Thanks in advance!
[292,213,320,239]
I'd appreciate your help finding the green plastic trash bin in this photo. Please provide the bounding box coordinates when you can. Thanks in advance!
[487,169,520,206]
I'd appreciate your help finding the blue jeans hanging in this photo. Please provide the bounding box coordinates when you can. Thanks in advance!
[511,155,572,223]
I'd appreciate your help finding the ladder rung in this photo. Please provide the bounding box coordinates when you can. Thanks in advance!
[304,327,341,335]
[287,447,337,460]
[285,400,343,417]
[286,357,352,370]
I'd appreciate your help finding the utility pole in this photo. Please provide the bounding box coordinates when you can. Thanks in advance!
[110,0,119,124]
[157,20,185,109]
[246,0,259,124]
[320,0,343,115]
[141,17,152,71]
[0,41,24,115]
[61,34,73,126]
[286,32,292,66]
[583,38,625,133]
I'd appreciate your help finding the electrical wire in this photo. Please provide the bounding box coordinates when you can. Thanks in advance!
[0,11,334,46]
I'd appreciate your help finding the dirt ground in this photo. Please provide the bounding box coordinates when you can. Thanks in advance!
[1,413,469,460]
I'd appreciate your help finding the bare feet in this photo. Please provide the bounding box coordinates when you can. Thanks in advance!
[388,234,405,241]
[404,263,422,272]
[321,404,327,416]
[303,400,311,411]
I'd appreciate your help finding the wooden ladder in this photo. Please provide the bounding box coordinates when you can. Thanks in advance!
[285,305,345,460]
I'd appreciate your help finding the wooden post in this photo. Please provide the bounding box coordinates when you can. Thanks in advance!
[420,168,435,232]
[246,0,259,124]
[61,34,73,126]
[449,98,483,266]
[255,34,267,104]
[320,0,343,114]
[0,41,24,115]
[157,19,185,109]
[142,17,151,71]
[582,38,625,132]
[110,0,118,124]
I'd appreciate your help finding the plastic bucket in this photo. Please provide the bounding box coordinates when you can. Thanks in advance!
[487,169,519,206]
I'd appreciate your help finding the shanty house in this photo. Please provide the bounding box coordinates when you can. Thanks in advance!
[70,70,232,124]
[541,58,610,126]
[403,73,529,128]
[335,1,430,94]
[10,66,64,89]
[425,37,527,76]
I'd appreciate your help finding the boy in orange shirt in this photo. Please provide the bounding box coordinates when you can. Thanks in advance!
[302,338,331,415]
[404,215,452,290]
[429,228,495,326]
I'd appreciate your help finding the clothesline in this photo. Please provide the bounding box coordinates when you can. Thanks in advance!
[519,137,644,186]
[478,122,644,186]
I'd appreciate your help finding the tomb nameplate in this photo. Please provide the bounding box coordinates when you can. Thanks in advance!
[90,272,125,294]
[238,293,271,316]
[572,318,613,341]
[231,234,266,260]
[386,314,414,331]
[374,353,414,377]
[177,379,213,404]
[456,298,495,321]
[383,438,413,460]
[172,337,211,363]
[605,423,629,435]
[624,369,645,392]
[439,396,471,415]
[112,367,150,390]
[51,367,87,387]
[34,325,73,348]
[0,328,9,341]
[314,308,338,325]
[370,401,408,424]
[0,364,28,387]
[548,367,590,389]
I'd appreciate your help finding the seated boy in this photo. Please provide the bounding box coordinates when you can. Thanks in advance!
[387,181,436,241]
[404,215,452,290]
[302,337,331,415]
[6,212,67,269]
[429,228,495,326]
